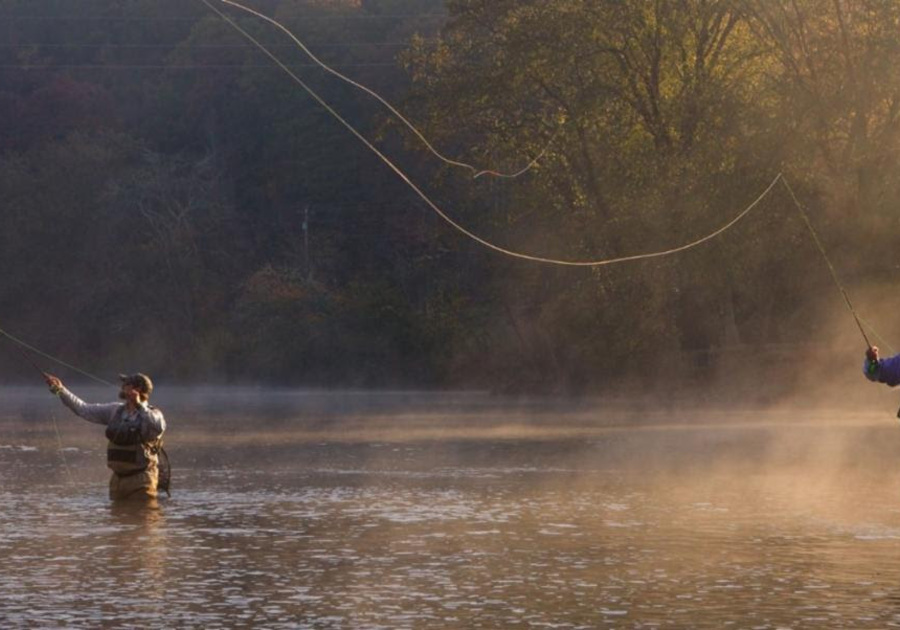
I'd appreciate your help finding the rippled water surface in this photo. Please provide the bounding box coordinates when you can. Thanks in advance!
[4,387,900,628]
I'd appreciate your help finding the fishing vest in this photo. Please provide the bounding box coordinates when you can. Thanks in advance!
[105,405,162,477]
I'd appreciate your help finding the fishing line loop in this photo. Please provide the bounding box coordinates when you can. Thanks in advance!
[201,0,788,267]
[217,0,558,180]
[186,5,887,341]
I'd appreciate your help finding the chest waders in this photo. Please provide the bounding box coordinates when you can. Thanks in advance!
[105,406,170,496]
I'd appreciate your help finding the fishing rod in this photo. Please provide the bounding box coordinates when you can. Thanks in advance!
[0,325,113,386]
[2,332,50,381]
[777,181,900,416]
[780,178,872,349]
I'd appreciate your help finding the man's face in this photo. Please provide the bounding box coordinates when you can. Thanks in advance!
[118,383,140,403]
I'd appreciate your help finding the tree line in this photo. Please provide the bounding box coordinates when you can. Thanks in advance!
[1,0,898,395]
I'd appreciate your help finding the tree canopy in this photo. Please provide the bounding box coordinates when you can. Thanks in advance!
[1,0,898,395]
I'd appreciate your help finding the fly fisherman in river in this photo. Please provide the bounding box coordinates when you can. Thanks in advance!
[44,372,166,501]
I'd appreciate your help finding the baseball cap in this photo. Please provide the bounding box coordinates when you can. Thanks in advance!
[118,373,153,395]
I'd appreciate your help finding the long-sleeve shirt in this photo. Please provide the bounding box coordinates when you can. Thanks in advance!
[864,353,900,387]
[57,387,166,442]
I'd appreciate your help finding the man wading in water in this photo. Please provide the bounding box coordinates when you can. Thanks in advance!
[44,373,167,501]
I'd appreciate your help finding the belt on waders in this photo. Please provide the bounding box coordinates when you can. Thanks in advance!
[107,442,151,477]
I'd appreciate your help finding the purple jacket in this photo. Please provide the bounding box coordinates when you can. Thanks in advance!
[864,353,900,386]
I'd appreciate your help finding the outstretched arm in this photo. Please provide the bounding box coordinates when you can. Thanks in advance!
[864,347,900,387]
[45,374,118,425]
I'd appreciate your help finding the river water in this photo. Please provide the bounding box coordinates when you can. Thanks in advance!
[3,386,900,628]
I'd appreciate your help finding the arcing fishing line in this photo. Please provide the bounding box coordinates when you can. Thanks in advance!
[203,0,888,301]
[217,0,557,180]
[202,0,784,267]
[0,325,113,386]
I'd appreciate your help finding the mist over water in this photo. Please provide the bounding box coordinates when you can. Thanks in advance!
[3,386,900,628]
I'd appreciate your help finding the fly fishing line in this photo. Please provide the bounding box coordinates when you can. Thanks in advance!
[201,0,895,350]
[0,325,113,386]
[0,326,85,485]
[217,0,559,180]
[201,0,786,267]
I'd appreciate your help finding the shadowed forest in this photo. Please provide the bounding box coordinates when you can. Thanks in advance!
[2,0,900,395]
